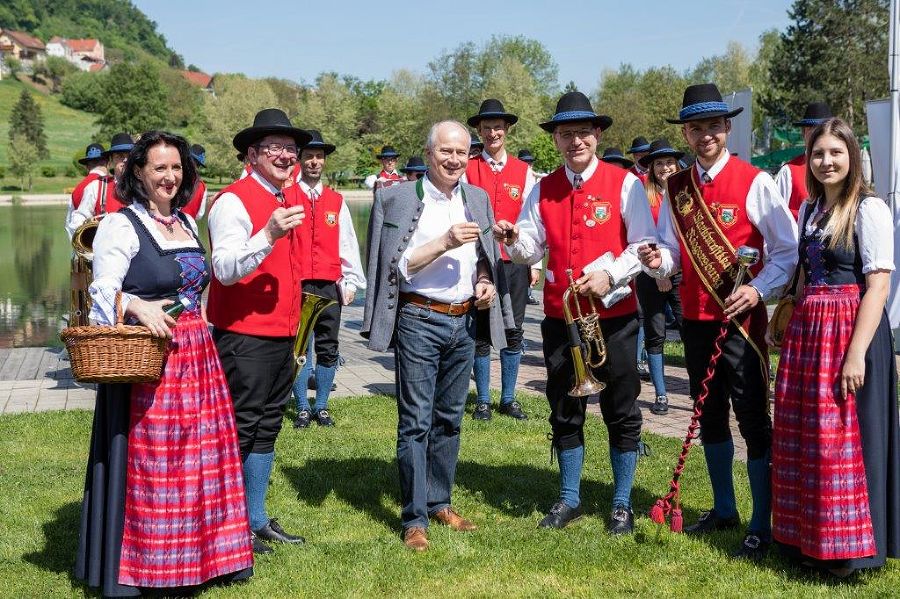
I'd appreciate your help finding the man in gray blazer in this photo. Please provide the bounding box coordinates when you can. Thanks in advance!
[362,120,512,551]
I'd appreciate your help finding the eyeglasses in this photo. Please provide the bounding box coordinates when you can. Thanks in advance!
[555,129,596,142]
[255,142,299,156]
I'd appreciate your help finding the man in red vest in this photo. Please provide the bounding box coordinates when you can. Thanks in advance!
[65,142,108,240]
[464,98,537,421]
[775,102,833,219]
[290,130,366,428]
[494,91,658,535]
[365,145,403,191]
[181,143,208,219]
[65,133,133,238]
[207,108,311,555]
[640,83,798,560]
[627,136,651,184]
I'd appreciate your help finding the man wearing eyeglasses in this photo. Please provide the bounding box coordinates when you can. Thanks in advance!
[493,91,657,535]
[207,109,311,555]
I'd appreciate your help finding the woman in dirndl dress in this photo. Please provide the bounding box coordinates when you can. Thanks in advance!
[74,131,253,596]
[770,117,900,576]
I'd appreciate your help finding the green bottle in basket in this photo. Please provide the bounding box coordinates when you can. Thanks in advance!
[164,297,192,319]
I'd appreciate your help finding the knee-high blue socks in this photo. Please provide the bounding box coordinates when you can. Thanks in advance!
[313,363,337,413]
[558,445,584,508]
[473,354,491,405]
[498,348,521,406]
[704,440,738,519]
[746,450,771,538]
[610,447,638,509]
[647,352,666,397]
[243,451,274,531]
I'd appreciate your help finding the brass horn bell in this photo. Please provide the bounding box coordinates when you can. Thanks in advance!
[562,269,607,397]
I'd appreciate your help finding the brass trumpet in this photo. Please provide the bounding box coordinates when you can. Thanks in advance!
[562,268,607,397]
[69,217,103,327]
[292,292,338,376]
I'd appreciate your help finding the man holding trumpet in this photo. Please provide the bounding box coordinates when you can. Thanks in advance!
[494,91,658,534]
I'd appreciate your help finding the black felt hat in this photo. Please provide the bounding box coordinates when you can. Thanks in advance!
[793,102,833,127]
[78,143,106,165]
[600,147,633,169]
[638,138,685,168]
[666,83,743,124]
[401,156,427,173]
[302,129,336,155]
[470,133,484,151]
[105,132,134,155]
[467,98,519,127]
[376,145,400,159]
[540,91,612,133]
[232,108,311,154]
[627,136,651,154]
[517,148,535,163]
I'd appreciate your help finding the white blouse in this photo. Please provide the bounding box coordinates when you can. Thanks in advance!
[88,204,200,325]
[799,196,895,274]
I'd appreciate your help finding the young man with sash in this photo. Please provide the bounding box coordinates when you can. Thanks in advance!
[291,130,366,429]
[65,133,133,238]
[495,91,658,534]
[640,83,798,560]
[775,102,833,219]
[627,136,651,184]
[207,108,311,554]
[65,142,107,240]
[464,98,537,421]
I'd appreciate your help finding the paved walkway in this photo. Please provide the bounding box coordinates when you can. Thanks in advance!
[0,293,749,458]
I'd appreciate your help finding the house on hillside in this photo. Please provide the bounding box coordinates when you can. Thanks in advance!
[180,70,214,92]
[0,29,46,64]
[46,36,72,60]
[45,36,105,71]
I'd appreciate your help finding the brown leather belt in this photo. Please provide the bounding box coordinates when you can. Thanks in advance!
[400,292,473,316]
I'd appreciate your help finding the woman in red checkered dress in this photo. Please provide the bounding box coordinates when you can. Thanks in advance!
[74,131,253,596]
[770,118,900,576]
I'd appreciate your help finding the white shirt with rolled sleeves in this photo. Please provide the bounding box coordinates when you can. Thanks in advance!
[65,175,112,240]
[774,163,794,207]
[649,150,799,300]
[296,179,367,301]
[800,196,895,273]
[506,156,658,287]
[207,170,280,286]
[397,176,479,304]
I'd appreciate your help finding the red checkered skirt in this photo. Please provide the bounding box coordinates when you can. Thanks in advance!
[118,312,253,587]
[772,284,875,560]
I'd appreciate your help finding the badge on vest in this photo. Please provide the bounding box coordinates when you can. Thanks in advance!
[504,183,522,200]
[712,203,738,228]
[590,201,611,224]
[325,212,337,226]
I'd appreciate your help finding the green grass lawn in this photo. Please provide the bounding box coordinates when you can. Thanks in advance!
[0,394,895,597]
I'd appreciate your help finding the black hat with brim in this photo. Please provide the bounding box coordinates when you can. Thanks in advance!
[467,98,519,127]
[627,136,651,154]
[401,156,428,173]
[638,138,685,168]
[232,108,311,154]
[793,101,833,127]
[79,143,106,165]
[470,133,484,150]
[540,91,612,133]
[302,129,336,155]
[600,147,633,169]
[666,83,743,124]
[376,145,400,159]
[517,149,535,163]
[104,132,134,155]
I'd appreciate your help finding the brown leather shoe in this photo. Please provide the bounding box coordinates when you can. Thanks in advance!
[403,526,429,551]
[432,507,477,531]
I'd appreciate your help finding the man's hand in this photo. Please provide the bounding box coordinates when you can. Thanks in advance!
[575,270,612,299]
[126,298,177,339]
[637,243,662,270]
[265,205,305,244]
[474,279,496,310]
[530,268,541,287]
[723,285,760,320]
[492,220,519,246]
[444,222,481,250]
[656,277,673,293]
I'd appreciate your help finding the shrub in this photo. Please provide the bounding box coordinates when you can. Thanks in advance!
[64,165,79,177]
[41,166,57,177]
[60,71,106,113]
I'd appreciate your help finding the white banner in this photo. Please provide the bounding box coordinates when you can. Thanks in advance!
[724,89,752,161]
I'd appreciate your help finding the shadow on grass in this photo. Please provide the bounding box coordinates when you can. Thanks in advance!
[22,501,86,592]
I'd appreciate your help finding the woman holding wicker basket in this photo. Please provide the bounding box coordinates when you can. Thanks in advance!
[73,131,253,596]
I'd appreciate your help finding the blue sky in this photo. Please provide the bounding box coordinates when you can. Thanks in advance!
[133,0,794,92]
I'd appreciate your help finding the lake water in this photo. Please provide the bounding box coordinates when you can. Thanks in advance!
[0,202,373,348]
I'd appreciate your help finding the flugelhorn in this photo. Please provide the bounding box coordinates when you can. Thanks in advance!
[69,216,103,327]
[292,292,337,376]
[562,268,606,397]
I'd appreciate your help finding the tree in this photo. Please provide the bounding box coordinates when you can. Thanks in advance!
[159,67,203,129]
[7,134,40,191]
[9,89,49,159]
[60,71,106,113]
[96,61,168,139]
[33,56,76,93]
[4,56,22,78]
[761,0,889,133]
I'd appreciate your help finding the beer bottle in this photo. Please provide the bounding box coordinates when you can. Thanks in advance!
[163,297,192,318]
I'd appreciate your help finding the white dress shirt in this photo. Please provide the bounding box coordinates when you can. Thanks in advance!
[65,167,107,240]
[652,150,799,300]
[507,156,658,287]
[66,175,114,240]
[297,179,367,300]
[799,196,895,273]
[88,203,200,325]
[398,175,479,303]
[207,170,279,286]
[774,163,795,206]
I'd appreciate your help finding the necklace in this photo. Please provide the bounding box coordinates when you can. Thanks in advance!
[149,209,180,234]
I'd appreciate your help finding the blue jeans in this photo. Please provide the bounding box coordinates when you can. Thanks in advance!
[395,302,476,529]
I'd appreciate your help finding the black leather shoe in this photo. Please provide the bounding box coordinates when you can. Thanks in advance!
[314,410,335,427]
[472,403,492,421]
[498,401,528,420]
[732,533,770,561]
[608,506,634,535]
[293,409,311,429]
[649,395,669,415]
[527,294,540,306]
[254,518,305,544]
[538,501,583,529]
[684,509,740,535]
[251,532,274,554]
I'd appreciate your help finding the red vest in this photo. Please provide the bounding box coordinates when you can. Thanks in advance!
[71,172,102,209]
[784,154,808,219]
[629,165,648,185]
[297,185,343,281]
[379,170,402,181]
[675,157,765,321]
[206,176,303,337]
[93,177,126,215]
[182,180,206,218]
[539,163,637,320]
[466,154,530,260]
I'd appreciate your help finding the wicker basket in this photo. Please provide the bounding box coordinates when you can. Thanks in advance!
[60,291,168,384]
